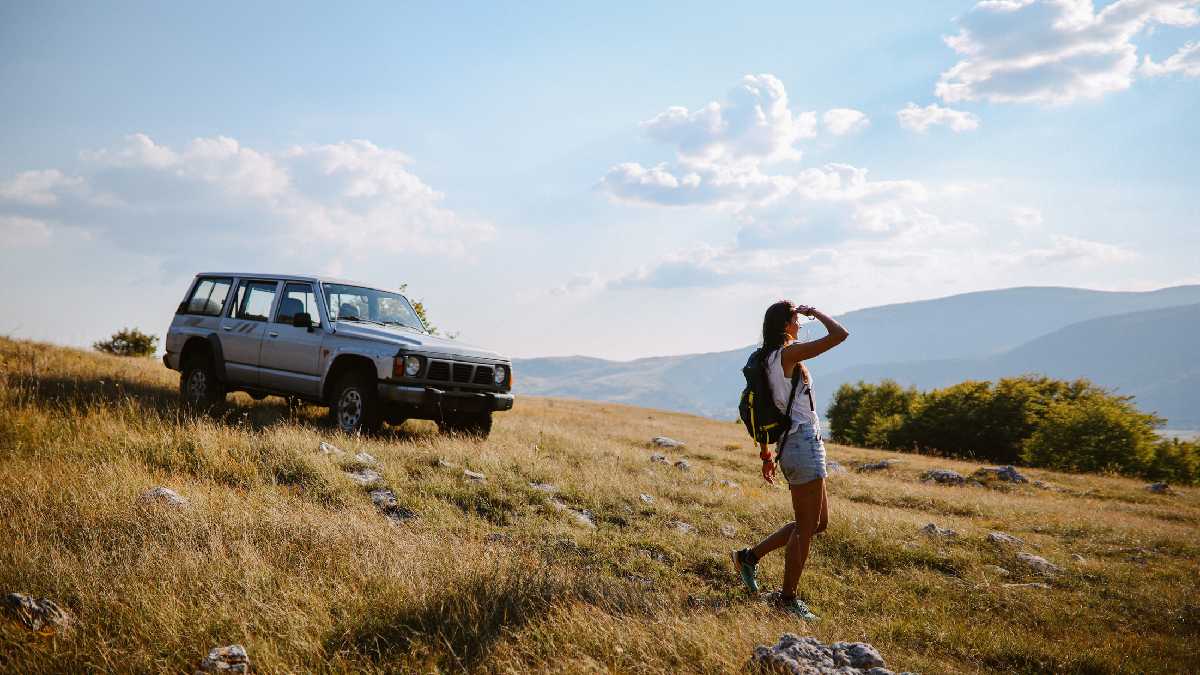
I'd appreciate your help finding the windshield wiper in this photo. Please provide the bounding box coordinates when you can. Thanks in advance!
[379,320,425,333]
[336,316,389,327]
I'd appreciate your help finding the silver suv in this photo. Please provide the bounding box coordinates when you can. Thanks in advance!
[163,273,514,436]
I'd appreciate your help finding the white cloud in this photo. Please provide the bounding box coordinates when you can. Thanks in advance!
[0,215,52,247]
[897,102,981,133]
[822,108,870,136]
[1012,206,1044,227]
[0,170,84,206]
[937,0,1200,104]
[1010,234,1137,266]
[0,134,494,270]
[1141,41,1200,76]
[642,74,817,166]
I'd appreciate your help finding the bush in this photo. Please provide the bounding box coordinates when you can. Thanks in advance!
[1021,396,1161,474]
[1144,438,1200,485]
[93,328,158,357]
[827,380,919,447]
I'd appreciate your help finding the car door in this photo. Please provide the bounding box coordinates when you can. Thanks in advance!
[219,279,281,386]
[258,281,325,397]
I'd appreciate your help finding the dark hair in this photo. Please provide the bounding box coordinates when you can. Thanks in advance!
[761,300,795,353]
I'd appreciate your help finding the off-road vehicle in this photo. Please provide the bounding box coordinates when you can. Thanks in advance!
[163,273,513,436]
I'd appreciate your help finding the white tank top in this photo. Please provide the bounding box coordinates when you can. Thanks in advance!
[766,348,819,429]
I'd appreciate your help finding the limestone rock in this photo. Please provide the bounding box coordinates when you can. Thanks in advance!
[195,644,250,674]
[550,498,596,528]
[639,493,655,504]
[674,459,692,472]
[434,457,454,469]
[973,465,1028,483]
[2,593,73,636]
[368,489,416,523]
[318,441,343,455]
[1017,552,1061,576]
[354,451,377,465]
[529,482,558,493]
[345,468,382,486]
[1145,482,1171,494]
[652,436,685,449]
[720,523,739,538]
[650,453,669,464]
[140,486,189,508]
[983,565,1011,576]
[668,520,696,535]
[920,523,957,538]
[922,469,966,485]
[1071,553,1085,563]
[987,531,1024,546]
[463,469,486,483]
[857,459,900,472]
[750,633,906,674]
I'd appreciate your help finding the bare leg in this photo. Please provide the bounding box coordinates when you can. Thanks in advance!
[813,482,829,535]
[751,521,795,560]
[782,478,825,597]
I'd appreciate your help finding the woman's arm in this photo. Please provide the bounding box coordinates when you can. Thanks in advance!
[781,307,849,373]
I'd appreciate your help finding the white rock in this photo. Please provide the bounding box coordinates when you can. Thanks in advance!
[920,523,957,538]
[922,469,966,485]
[195,644,249,674]
[529,482,557,493]
[354,451,377,465]
[346,468,382,486]
[673,459,692,471]
[973,465,1029,483]
[2,593,73,636]
[1071,553,1085,563]
[463,470,486,482]
[987,531,1024,546]
[318,441,343,455]
[1017,552,1062,576]
[750,634,897,674]
[652,436,685,448]
[857,459,900,472]
[140,486,189,508]
[649,453,668,464]
[639,493,655,504]
[720,523,738,538]
[368,488,416,523]
[668,520,696,535]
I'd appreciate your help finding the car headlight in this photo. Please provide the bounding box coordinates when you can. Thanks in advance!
[493,365,507,385]
[404,355,422,376]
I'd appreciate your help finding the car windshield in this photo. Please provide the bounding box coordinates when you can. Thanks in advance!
[323,283,426,332]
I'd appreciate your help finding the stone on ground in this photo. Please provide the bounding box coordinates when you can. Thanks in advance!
[673,459,692,471]
[973,465,1029,483]
[139,486,189,508]
[857,459,900,472]
[987,531,1024,546]
[1145,482,1171,494]
[345,468,382,486]
[1017,552,1062,576]
[550,498,596,528]
[920,523,957,538]
[639,493,655,504]
[2,593,73,636]
[651,436,685,448]
[368,489,416,523]
[318,441,343,455]
[668,520,696,535]
[529,482,557,493]
[922,469,966,486]
[720,479,740,488]
[649,453,668,464]
[720,523,738,538]
[463,469,486,483]
[750,633,908,674]
[354,451,377,465]
[195,644,250,674]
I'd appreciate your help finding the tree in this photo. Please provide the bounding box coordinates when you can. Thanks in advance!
[1021,395,1161,474]
[93,328,158,357]
[398,284,456,338]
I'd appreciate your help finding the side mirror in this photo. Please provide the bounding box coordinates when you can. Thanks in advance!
[292,312,313,330]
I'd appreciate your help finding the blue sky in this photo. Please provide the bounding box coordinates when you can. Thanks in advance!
[2,1,1198,359]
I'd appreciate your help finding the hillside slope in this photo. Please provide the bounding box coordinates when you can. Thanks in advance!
[1,338,1198,673]
[516,286,1200,425]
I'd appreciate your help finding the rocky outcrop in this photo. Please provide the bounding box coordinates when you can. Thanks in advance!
[195,644,250,673]
[987,531,1024,546]
[857,459,900,472]
[651,436,685,449]
[368,489,416,524]
[920,523,957,538]
[921,469,966,485]
[345,468,382,486]
[1016,552,1061,576]
[973,465,1028,483]
[673,459,692,472]
[139,486,189,508]
[750,633,910,674]
[2,593,73,636]
[463,470,486,483]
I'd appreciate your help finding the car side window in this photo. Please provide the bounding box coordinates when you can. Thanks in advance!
[232,281,279,322]
[275,282,319,324]
[185,277,233,316]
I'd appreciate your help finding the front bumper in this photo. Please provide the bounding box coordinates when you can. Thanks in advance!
[163,351,180,371]
[377,383,514,414]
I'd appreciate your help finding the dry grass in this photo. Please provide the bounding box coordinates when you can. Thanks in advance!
[1,336,1197,673]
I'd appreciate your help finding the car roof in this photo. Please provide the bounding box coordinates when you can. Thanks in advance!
[195,272,399,292]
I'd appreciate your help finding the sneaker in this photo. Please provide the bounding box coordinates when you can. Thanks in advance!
[730,548,759,593]
[771,593,820,621]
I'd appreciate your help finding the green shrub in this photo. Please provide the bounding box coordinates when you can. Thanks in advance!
[93,328,158,357]
[1021,396,1161,474]
[1143,438,1200,485]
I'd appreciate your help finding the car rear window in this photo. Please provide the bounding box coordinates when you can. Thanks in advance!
[185,277,233,316]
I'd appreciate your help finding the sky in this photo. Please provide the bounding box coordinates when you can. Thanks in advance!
[1,0,1198,360]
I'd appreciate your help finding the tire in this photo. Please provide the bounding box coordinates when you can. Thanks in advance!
[438,411,493,439]
[329,371,382,435]
[180,354,226,410]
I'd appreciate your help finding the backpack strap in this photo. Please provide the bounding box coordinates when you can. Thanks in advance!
[774,365,803,461]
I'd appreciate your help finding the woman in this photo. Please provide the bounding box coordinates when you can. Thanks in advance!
[731,301,849,620]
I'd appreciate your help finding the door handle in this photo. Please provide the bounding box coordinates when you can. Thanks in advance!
[222,325,232,331]
[268,331,279,338]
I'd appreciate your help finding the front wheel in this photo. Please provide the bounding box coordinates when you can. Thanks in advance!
[330,371,382,435]
[438,411,493,439]
[180,355,226,410]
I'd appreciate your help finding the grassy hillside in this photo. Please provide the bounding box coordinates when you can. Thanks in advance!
[2,337,1198,673]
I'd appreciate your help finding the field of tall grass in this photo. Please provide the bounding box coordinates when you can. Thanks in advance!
[1,336,1197,673]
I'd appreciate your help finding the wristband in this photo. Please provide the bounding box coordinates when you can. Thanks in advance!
[759,450,773,462]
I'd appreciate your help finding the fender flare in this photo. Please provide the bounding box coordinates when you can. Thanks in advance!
[203,333,229,382]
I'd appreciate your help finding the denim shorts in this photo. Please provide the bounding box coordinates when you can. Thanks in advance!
[777,422,827,486]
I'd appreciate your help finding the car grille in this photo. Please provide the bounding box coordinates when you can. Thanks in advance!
[424,359,499,387]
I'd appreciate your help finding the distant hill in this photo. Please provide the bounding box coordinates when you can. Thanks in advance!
[515,285,1200,427]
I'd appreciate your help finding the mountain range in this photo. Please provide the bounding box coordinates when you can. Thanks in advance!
[514,286,1200,429]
